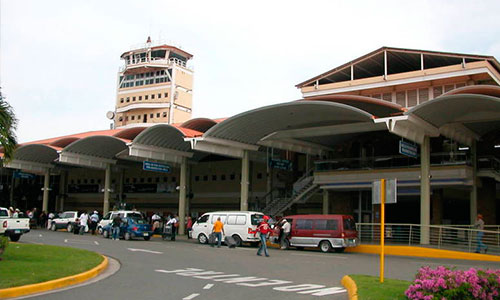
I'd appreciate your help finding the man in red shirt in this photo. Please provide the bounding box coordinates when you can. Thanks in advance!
[255,216,271,257]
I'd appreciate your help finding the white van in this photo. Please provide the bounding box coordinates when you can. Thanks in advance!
[97,210,144,234]
[191,211,264,247]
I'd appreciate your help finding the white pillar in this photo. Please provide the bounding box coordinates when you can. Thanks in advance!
[103,164,111,214]
[178,157,187,235]
[322,189,329,215]
[240,150,249,211]
[420,136,431,244]
[470,140,477,224]
[42,170,50,213]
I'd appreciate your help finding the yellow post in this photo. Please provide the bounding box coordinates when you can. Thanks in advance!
[380,178,385,283]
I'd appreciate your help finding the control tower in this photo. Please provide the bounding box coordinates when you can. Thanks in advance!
[113,37,193,128]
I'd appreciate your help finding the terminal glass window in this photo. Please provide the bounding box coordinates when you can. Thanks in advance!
[407,90,417,107]
[396,92,406,106]
[419,88,429,103]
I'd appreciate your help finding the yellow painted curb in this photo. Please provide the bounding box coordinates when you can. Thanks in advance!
[0,255,108,299]
[345,245,500,262]
[341,275,358,300]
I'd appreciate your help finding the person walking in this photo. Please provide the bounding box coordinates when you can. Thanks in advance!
[151,212,161,234]
[212,217,225,248]
[475,214,488,253]
[279,218,291,249]
[255,216,271,257]
[112,215,122,240]
[89,211,99,235]
[166,215,177,241]
[79,211,89,235]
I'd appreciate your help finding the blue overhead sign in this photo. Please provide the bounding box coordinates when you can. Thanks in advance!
[143,161,171,173]
[399,140,418,158]
[269,158,293,171]
[13,170,36,179]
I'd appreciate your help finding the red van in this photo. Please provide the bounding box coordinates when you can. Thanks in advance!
[271,214,358,253]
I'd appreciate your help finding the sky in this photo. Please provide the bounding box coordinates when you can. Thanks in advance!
[1,0,500,143]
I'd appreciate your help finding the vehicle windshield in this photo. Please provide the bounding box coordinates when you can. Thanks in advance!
[128,212,143,219]
[344,218,356,231]
[130,218,147,224]
[251,214,263,225]
[0,210,8,217]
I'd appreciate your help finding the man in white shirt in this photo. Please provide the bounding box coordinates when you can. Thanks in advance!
[279,218,291,249]
[79,212,89,235]
[166,215,177,241]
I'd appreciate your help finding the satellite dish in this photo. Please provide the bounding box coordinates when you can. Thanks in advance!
[106,111,115,120]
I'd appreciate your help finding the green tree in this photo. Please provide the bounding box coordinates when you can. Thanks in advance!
[0,90,18,163]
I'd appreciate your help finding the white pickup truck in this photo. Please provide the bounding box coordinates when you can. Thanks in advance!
[0,207,30,242]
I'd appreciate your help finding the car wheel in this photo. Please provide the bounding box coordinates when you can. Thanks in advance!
[103,230,109,239]
[97,226,103,235]
[51,223,57,231]
[232,235,242,247]
[198,233,208,244]
[67,223,73,233]
[334,247,345,253]
[144,236,151,241]
[9,234,21,242]
[319,241,332,253]
[124,232,131,241]
[280,239,290,250]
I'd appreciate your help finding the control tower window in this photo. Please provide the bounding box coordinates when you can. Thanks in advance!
[151,50,166,59]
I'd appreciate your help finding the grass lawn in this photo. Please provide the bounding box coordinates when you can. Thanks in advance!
[0,243,103,289]
[349,274,411,300]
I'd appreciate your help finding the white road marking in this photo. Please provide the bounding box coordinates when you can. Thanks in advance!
[94,241,99,245]
[127,248,163,254]
[157,267,346,297]
[64,239,68,243]
[203,284,214,290]
[183,293,199,300]
[290,253,348,259]
[39,234,43,237]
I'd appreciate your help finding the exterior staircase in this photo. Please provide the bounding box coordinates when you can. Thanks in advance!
[262,168,320,216]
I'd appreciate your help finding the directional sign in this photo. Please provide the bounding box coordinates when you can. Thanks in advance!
[143,161,171,173]
[269,158,293,171]
[372,179,397,204]
[13,170,36,179]
[399,140,418,158]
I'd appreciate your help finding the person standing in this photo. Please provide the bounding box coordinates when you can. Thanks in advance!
[151,212,161,234]
[89,211,99,235]
[255,216,271,257]
[186,216,193,239]
[279,218,291,249]
[166,215,177,241]
[475,214,488,253]
[79,212,89,235]
[212,217,225,248]
[47,211,55,229]
[112,215,122,240]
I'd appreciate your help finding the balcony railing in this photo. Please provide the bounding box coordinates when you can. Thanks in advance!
[120,57,188,72]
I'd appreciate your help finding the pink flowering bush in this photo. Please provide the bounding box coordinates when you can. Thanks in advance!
[405,266,500,300]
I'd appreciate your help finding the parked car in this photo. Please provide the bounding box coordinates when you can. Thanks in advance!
[49,211,79,232]
[191,211,264,247]
[270,214,359,253]
[97,210,144,235]
[102,216,153,241]
[0,207,30,242]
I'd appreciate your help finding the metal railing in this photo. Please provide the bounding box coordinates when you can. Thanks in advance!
[120,57,188,72]
[356,223,499,254]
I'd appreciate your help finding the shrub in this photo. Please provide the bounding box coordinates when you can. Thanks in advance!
[405,266,500,300]
[0,236,8,255]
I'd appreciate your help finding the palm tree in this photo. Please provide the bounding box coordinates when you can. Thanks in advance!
[0,89,17,163]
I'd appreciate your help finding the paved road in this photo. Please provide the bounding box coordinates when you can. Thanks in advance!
[16,230,500,300]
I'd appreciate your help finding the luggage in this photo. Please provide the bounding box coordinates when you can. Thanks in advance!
[73,224,80,235]
[208,233,217,245]
[225,236,237,248]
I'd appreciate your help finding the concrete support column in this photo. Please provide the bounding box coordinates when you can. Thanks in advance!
[57,171,67,211]
[420,136,431,244]
[322,189,329,214]
[103,164,111,214]
[240,150,249,211]
[42,170,50,213]
[470,140,477,224]
[178,157,187,235]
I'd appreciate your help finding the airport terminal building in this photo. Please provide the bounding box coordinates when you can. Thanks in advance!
[1,40,499,239]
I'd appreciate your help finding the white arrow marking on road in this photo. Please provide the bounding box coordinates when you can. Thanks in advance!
[183,293,199,300]
[127,248,163,254]
[203,284,214,290]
